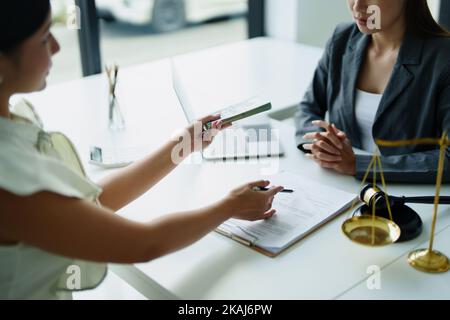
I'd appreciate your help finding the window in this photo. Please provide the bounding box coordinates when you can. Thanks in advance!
[49,0,266,84]
[99,0,249,69]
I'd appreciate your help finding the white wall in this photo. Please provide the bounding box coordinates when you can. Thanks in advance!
[265,0,351,47]
[265,0,299,41]
[296,0,351,47]
[266,0,442,48]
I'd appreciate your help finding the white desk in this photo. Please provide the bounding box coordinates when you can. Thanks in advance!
[21,37,450,300]
[171,37,323,117]
[338,224,450,300]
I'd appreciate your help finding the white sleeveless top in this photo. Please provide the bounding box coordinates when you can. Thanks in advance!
[0,99,107,300]
[354,89,383,153]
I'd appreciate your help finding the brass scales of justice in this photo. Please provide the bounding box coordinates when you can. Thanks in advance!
[342,132,450,273]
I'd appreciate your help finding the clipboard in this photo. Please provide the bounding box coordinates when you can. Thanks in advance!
[215,201,355,258]
[215,227,278,258]
[214,172,358,258]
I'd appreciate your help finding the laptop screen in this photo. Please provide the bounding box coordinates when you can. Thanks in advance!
[171,60,196,123]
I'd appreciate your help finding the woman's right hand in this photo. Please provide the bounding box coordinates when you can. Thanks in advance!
[224,180,284,221]
[302,121,356,175]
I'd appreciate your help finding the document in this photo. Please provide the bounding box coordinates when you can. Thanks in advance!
[217,172,357,256]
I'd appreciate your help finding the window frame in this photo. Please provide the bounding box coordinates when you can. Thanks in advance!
[76,0,102,77]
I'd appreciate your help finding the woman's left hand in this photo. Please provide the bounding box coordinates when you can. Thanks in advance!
[302,120,356,176]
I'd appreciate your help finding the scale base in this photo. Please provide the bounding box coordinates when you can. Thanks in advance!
[408,249,449,273]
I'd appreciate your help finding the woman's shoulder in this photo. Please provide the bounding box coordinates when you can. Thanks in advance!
[420,36,450,80]
[422,35,450,59]
[332,22,359,40]
[325,22,362,52]
[0,141,45,196]
[423,34,450,48]
[0,137,101,200]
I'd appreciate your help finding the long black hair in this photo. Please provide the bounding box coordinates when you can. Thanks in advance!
[406,0,450,37]
[0,0,51,53]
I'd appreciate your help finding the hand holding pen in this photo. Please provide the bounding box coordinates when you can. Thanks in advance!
[228,181,285,221]
[252,186,294,193]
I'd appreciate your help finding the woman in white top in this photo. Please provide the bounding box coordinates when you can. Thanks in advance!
[0,1,284,299]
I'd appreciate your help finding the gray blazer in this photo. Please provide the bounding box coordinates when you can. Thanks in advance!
[295,23,450,183]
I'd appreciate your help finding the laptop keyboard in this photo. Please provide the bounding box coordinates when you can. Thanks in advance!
[203,124,282,159]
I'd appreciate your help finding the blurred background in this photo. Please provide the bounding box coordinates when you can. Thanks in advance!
[49,0,249,83]
[49,0,445,84]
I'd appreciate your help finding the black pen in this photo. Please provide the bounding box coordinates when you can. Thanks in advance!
[253,187,294,193]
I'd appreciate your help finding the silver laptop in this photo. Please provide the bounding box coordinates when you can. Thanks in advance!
[171,61,284,160]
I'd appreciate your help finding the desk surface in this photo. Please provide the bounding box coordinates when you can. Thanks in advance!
[22,37,450,300]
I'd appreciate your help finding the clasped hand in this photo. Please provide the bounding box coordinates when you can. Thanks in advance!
[302,120,356,176]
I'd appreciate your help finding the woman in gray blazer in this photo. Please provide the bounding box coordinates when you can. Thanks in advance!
[295,0,450,183]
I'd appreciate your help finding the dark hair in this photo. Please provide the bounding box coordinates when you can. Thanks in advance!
[405,0,450,38]
[0,0,51,53]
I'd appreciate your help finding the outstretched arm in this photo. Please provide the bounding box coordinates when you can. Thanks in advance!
[97,139,182,212]
[97,115,225,211]
[0,181,282,264]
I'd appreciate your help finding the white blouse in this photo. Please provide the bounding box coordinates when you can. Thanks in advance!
[354,89,383,153]
[0,99,107,300]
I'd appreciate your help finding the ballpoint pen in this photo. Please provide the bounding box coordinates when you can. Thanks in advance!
[252,186,294,193]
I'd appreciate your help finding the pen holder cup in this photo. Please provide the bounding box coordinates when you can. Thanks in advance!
[109,95,125,131]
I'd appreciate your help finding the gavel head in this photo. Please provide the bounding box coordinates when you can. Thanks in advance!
[360,184,395,211]
[358,184,423,242]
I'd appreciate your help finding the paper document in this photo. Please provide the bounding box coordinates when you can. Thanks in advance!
[217,172,357,255]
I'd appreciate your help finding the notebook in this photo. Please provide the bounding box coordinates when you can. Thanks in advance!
[216,171,357,257]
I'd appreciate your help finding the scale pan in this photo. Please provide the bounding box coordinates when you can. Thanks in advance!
[342,215,401,246]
